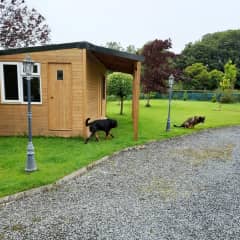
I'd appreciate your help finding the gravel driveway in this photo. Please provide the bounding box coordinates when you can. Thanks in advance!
[1,126,240,240]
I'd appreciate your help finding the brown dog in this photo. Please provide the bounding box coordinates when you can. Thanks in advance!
[85,118,118,144]
[174,116,205,128]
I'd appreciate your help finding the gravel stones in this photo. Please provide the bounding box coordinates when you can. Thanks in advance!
[0,126,240,239]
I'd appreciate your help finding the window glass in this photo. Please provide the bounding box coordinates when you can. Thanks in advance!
[33,65,38,74]
[102,78,106,100]
[23,77,41,102]
[3,64,19,100]
[57,70,63,80]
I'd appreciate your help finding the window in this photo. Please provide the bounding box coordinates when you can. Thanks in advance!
[3,64,19,100]
[0,62,42,104]
[23,77,41,102]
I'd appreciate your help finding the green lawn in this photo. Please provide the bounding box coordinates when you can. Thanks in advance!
[0,99,240,198]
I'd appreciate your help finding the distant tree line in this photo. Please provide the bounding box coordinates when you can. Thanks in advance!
[105,41,138,54]
[176,29,240,89]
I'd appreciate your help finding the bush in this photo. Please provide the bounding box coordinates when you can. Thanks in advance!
[219,90,236,103]
[183,91,188,101]
[220,94,235,103]
[211,94,217,103]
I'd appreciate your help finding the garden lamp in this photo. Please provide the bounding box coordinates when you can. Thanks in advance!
[23,55,37,172]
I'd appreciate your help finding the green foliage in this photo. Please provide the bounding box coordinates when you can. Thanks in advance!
[209,69,224,89]
[183,91,188,101]
[218,60,237,103]
[219,90,236,103]
[183,63,211,90]
[211,93,217,103]
[219,78,231,91]
[223,60,237,88]
[107,72,133,114]
[107,72,132,98]
[105,41,124,51]
[105,42,137,54]
[177,29,240,89]
[183,62,233,91]
[125,44,137,54]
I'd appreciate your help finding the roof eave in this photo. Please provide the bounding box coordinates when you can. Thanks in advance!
[0,41,144,62]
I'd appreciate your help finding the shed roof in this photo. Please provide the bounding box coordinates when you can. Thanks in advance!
[0,41,144,74]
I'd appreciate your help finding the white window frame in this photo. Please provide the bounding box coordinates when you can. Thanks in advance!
[0,62,22,103]
[0,62,42,104]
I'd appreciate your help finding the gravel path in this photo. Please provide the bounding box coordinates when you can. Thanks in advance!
[1,126,240,240]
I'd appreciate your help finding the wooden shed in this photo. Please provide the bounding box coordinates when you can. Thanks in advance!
[0,42,143,139]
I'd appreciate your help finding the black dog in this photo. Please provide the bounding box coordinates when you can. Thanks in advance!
[84,118,118,144]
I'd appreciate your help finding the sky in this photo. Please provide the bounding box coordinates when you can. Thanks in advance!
[26,0,240,54]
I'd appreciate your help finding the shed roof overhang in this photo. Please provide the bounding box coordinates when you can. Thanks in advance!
[0,41,144,73]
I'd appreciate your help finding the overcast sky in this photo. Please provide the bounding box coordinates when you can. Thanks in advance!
[26,0,239,53]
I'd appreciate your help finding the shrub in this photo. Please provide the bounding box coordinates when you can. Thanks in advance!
[211,94,217,103]
[220,94,235,103]
[219,90,236,103]
[183,91,188,101]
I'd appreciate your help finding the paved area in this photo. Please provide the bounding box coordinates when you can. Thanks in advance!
[0,126,240,240]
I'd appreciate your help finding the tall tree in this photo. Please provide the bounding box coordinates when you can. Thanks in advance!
[125,44,137,54]
[0,0,51,48]
[209,69,224,90]
[183,63,210,90]
[223,60,237,88]
[141,39,176,107]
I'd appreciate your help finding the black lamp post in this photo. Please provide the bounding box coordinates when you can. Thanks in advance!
[23,55,37,172]
[166,74,174,131]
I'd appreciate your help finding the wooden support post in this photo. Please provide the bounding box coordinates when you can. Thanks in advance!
[132,61,141,141]
[82,49,88,138]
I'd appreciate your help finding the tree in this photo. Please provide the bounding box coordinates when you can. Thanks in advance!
[125,44,137,54]
[183,63,228,90]
[141,39,176,107]
[177,29,240,88]
[0,0,51,48]
[223,60,237,88]
[105,41,124,51]
[209,69,224,90]
[219,77,231,91]
[107,72,132,115]
[105,42,138,54]
[183,63,210,90]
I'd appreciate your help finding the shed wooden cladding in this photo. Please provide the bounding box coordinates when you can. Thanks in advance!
[0,42,144,139]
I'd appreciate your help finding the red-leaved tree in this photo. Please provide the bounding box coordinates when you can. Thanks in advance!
[0,0,51,49]
[141,39,177,107]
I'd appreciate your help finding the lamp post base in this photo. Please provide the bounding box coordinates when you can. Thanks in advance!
[25,142,37,172]
[166,120,171,131]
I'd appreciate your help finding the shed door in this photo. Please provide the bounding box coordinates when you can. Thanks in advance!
[48,63,72,130]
